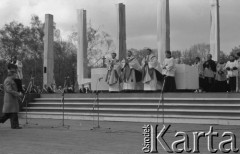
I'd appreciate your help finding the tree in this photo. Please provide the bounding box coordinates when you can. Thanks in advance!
[69,22,116,69]
[181,43,210,65]
[230,45,240,58]
[0,21,28,59]
[171,50,182,59]
[0,16,115,87]
[0,15,45,86]
[54,36,77,87]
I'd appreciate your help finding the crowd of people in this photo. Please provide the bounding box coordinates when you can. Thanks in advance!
[105,48,240,93]
[1,50,240,130]
[40,84,90,94]
[194,53,240,93]
[2,50,240,97]
[105,49,176,92]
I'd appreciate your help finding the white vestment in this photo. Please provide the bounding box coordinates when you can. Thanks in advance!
[105,58,121,92]
[141,54,161,91]
[121,56,141,90]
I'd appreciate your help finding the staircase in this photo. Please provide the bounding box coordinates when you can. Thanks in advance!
[19,93,240,125]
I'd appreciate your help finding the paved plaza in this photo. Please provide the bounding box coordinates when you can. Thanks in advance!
[0,118,240,154]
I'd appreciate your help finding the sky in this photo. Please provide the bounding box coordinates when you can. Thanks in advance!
[0,0,239,54]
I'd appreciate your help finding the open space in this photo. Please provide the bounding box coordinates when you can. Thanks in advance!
[1,118,240,154]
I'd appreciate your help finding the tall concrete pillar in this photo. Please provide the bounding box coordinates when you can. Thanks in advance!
[157,0,170,63]
[77,9,88,85]
[210,0,220,61]
[116,3,126,61]
[43,14,54,87]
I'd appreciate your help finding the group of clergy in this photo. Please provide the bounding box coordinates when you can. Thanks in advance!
[105,48,176,92]
[194,53,240,93]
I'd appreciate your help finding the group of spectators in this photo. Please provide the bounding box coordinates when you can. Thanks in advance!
[31,83,91,94]
[4,51,240,95]
[194,53,240,93]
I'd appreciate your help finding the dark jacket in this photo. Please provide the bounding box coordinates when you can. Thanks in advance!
[203,60,216,72]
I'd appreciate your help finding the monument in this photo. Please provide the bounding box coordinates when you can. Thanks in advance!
[77,9,89,86]
[43,14,54,87]
[210,0,220,61]
[42,2,222,91]
[157,0,170,63]
[116,3,126,61]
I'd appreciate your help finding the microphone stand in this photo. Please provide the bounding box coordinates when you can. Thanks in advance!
[22,77,38,127]
[90,77,111,131]
[157,75,166,125]
[51,77,70,129]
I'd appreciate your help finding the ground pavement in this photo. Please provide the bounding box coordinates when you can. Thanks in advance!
[0,118,240,154]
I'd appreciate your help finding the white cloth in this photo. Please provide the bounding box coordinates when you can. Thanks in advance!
[106,58,121,92]
[122,70,136,90]
[143,70,161,91]
[162,57,176,77]
[121,56,141,71]
[215,63,227,81]
[225,60,238,77]
[193,61,204,77]
[236,58,240,92]
[141,54,161,91]
[141,54,161,73]
[121,56,141,90]
[16,60,23,80]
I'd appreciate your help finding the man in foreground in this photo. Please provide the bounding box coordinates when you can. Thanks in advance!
[0,64,23,129]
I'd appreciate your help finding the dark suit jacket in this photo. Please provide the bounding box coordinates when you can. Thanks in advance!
[3,77,19,113]
[203,60,216,72]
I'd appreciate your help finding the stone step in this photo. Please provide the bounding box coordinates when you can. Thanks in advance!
[31,99,240,105]
[34,97,240,101]
[22,107,240,114]
[19,112,240,125]
[24,103,240,111]
[38,93,240,98]
[27,102,240,107]
[19,111,240,119]
[21,93,240,125]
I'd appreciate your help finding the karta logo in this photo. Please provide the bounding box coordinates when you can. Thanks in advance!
[142,124,239,153]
